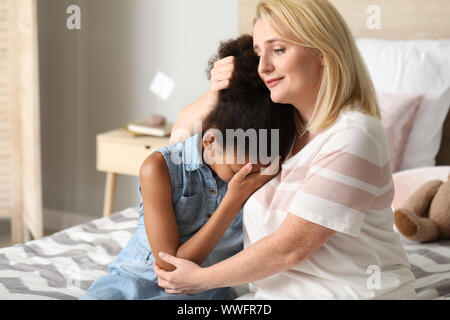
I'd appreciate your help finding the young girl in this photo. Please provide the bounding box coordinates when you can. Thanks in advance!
[81,35,297,300]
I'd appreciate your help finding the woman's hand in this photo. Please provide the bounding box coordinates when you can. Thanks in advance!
[210,56,235,92]
[170,56,235,144]
[154,252,209,295]
[207,56,235,109]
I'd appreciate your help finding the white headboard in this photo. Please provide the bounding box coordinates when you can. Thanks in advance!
[239,0,450,39]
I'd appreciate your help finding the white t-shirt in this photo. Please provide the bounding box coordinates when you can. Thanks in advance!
[240,110,416,300]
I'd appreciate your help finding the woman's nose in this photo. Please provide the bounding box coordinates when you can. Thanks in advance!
[258,54,274,75]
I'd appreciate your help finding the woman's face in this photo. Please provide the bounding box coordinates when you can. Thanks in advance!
[253,18,324,111]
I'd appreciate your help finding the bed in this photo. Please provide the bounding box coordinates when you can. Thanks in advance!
[1,0,450,300]
[0,201,449,300]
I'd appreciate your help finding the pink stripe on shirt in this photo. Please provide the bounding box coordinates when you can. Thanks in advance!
[371,187,395,211]
[253,182,294,213]
[299,174,376,213]
[312,151,391,188]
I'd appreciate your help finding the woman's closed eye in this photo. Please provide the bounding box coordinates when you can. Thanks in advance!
[273,48,285,55]
[254,48,285,58]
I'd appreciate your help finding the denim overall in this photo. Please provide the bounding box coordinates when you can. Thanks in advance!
[82,134,243,300]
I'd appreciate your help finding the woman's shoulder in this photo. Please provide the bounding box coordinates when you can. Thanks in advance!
[335,109,384,135]
[329,110,386,147]
[284,110,383,166]
[314,110,390,166]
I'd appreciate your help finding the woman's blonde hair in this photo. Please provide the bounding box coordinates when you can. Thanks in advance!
[255,0,381,135]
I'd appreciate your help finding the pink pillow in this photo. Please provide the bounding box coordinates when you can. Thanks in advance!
[392,166,450,211]
[378,91,424,173]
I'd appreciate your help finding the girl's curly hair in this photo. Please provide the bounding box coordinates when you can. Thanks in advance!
[204,34,297,163]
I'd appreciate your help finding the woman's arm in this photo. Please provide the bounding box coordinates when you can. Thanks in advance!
[154,213,336,294]
[140,153,276,271]
[169,92,217,144]
[169,56,235,144]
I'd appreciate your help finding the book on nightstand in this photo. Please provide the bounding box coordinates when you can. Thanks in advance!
[125,119,173,137]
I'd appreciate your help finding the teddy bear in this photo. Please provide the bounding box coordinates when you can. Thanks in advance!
[394,174,450,243]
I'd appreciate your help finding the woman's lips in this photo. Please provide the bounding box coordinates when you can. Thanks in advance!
[266,77,284,88]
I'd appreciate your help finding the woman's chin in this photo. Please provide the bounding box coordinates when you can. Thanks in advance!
[270,92,288,104]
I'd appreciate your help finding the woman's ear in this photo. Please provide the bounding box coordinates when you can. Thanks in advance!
[319,52,325,67]
[309,48,325,67]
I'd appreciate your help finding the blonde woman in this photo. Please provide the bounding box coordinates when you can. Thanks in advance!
[154,0,416,299]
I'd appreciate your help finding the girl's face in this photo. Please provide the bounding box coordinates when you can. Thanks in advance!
[202,134,264,182]
[210,159,263,183]
[253,18,324,112]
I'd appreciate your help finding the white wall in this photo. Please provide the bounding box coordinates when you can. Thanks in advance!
[37,0,239,229]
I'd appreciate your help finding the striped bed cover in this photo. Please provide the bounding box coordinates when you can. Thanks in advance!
[0,207,448,300]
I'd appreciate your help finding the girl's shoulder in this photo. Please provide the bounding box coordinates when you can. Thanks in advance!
[154,134,219,195]
[156,134,204,171]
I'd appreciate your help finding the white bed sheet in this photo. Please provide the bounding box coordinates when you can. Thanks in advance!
[0,207,448,300]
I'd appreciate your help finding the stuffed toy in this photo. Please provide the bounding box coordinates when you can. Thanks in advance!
[394,174,450,243]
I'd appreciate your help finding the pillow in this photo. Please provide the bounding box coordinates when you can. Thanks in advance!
[377,91,423,173]
[392,166,450,211]
[357,39,450,170]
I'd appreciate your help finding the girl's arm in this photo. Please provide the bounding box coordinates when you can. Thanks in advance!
[140,153,275,272]
[139,152,180,271]
[174,161,279,266]
[154,213,336,295]
[169,56,235,144]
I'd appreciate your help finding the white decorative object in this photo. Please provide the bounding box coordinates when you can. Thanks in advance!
[149,71,176,102]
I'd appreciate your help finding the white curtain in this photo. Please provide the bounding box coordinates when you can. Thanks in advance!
[0,0,42,243]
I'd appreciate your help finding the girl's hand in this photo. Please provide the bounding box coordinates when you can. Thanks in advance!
[225,157,281,210]
[207,56,235,108]
[154,252,209,295]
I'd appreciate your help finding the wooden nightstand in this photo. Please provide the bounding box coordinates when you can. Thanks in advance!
[96,129,171,217]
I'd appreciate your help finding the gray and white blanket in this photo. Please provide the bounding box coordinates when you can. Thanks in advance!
[0,207,449,300]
